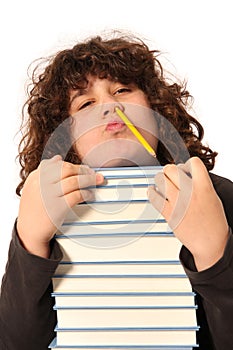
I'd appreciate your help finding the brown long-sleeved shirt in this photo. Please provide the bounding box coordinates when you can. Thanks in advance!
[0,172,233,350]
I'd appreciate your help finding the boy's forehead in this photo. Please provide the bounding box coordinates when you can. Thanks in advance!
[69,75,106,102]
[69,75,123,99]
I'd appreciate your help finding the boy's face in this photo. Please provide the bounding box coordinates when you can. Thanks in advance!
[69,76,158,167]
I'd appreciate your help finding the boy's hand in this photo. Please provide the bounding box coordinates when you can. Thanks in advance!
[17,155,104,258]
[148,157,229,271]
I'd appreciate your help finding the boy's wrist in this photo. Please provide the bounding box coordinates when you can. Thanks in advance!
[16,222,51,259]
[21,239,51,259]
[193,229,229,271]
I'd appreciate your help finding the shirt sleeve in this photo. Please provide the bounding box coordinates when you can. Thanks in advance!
[0,222,63,350]
[180,228,233,350]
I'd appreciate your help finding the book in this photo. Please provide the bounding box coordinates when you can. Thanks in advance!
[83,166,160,203]
[49,335,197,349]
[55,261,185,276]
[54,305,198,329]
[59,220,170,237]
[52,291,196,308]
[51,166,198,349]
[93,166,163,177]
[52,274,192,293]
[55,234,182,262]
[60,201,164,227]
[93,184,151,202]
[55,326,199,347]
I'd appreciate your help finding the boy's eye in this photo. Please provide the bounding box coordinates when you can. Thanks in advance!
[114,87,131,95]
[79,100,94,110]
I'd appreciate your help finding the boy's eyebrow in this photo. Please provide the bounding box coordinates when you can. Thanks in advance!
[70,88,88,104]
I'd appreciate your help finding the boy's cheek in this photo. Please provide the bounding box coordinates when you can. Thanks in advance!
[70,113,104,141]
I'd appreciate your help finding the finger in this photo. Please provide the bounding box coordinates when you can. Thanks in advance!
[178,157,213,193]
[153,172,167,200]
[168,167,193,230]
[188,156,212,188]
[155,169,179,205]
[177,159,192,179]
[63,188,95,208]
[45,161,96,184]
[153,165,190,224]
[39,155,63,180]
[60,163,96,181]
[42,188,95,228]
[38,157,84,183]
[163,164,180,190]
[147,185,167,214]
[159,170,180,222]
[56,173,104,197]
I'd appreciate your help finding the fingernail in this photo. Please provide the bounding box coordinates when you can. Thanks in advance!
[96,173,104,183]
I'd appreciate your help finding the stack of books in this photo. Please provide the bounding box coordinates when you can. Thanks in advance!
[49,166,199,349]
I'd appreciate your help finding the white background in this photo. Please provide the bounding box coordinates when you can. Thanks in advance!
[0,0,232,279]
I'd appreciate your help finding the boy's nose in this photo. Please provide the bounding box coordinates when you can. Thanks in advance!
[101,102,125,118]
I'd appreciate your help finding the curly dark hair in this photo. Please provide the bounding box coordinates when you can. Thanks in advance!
[16,33,217,195]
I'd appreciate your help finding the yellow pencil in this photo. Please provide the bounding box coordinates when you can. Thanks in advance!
[115,107,156,158]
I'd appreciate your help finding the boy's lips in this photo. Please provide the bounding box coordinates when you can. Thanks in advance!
[105,120,126,132]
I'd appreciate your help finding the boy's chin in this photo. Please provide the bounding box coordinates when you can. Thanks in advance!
[96,158,139,168]
[80,139,158,169]
[81,149,158,168]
